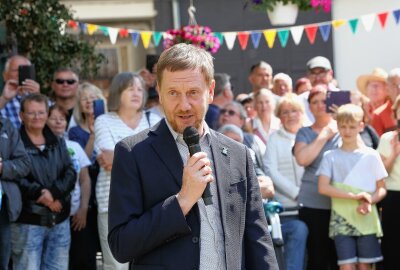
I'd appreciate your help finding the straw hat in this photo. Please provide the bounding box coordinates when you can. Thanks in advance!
[356,68,388,95]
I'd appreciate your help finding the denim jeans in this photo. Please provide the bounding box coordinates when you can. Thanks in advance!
[11,218,71,270]
[0,197,11,270]
[281,217,308,270]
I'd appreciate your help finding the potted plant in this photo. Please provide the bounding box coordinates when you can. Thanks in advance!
[247,0,331,26]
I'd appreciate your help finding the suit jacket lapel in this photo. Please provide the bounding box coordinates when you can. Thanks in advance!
[210,131,231,234]
[149,119,183,188]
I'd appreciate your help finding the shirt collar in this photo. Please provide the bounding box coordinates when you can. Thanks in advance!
[165,120,211,146]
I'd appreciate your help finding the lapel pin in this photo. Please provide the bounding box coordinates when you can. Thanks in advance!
[222,147,228,156]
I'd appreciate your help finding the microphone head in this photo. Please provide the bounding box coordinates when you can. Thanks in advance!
[183,126,199,146]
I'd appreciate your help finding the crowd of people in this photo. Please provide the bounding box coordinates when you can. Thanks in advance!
[0,43,400,270]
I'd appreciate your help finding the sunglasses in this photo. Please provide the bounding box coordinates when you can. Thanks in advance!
[221,109,238,116]
[54,79,77,85]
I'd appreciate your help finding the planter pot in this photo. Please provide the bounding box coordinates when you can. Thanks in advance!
[267,2,299,26]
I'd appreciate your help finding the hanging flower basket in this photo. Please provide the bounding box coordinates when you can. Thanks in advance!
[267,2,299,25]
[163,25,220,54]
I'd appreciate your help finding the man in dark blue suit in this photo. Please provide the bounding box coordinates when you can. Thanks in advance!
[108,43,278,270]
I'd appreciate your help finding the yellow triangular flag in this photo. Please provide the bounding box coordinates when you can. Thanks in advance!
[332,19,346,29]
[263,29,277,48]
[141,31,152,49]
[87,24,98,35]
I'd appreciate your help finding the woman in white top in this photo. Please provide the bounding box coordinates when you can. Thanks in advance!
[94,72,161,270]
[264,93,308,270]
[252,89,280,144]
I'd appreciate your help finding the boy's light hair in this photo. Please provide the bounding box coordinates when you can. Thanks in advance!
[336,104,364,124]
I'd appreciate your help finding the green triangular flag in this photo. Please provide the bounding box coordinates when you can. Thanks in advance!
[214,32,224,45]
[152,32,163,46]
[277,30,289,48]
[348,18,359,34]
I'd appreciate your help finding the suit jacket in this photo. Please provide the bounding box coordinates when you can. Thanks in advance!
[108,119,278,270]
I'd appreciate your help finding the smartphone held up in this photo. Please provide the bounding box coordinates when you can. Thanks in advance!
[325,91,351,113]
[18,65,36,86]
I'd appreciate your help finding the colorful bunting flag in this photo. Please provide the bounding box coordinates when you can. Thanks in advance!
[290,26,304,45]
[319,24,331,41]
[378,12,389,28]
[108,27,119,44]
[214,32,224,45]
[332,19,346,29]
[263,30,276,49]
[65,7,399,50]
[348,19,359,34]
[250,32,262,49]
[87,24,98,35]
[152,32,163,47]
[131,32,140,47]
[393,9,400,24]
[223,32,237,50]
[305,25,318,44]
[361,14,375,32]
[237,32,250,50]
[277,30,289,48]
[141,31,152,49]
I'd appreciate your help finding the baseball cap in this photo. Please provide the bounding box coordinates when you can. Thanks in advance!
[307,56,332,71]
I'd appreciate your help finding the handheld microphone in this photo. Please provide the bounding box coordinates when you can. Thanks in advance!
[183,126,213,205]
[397,120,400,141]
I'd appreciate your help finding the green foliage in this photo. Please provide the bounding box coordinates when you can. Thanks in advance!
[247,0,312,12]
[0,0,105,94]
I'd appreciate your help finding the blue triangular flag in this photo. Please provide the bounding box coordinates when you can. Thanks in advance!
[319,24,331,42]
[250,32,262,49]
[393,9,400,24]
[79,22,87,33]
[131,32,140,47]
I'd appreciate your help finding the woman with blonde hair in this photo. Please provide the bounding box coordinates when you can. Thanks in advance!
[252,88,280,144]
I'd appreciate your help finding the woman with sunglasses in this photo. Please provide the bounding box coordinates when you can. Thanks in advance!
[11,94,76,270]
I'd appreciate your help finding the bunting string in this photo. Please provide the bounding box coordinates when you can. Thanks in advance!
[66,8,400,50]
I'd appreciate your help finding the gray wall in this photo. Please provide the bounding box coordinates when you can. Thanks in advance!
[155,0,333,96]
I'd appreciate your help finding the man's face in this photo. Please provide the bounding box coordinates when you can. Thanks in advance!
[158,69,214,134]
[366,80,387,105]
[272,79,291,96]
[3,57,30,81]
[51,71,79,99]
[307,67,332,86]
[219,104,244,128]
[249,67,272,92]
[388,76,400,102]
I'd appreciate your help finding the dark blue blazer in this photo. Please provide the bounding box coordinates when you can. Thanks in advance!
[108,119,278,270]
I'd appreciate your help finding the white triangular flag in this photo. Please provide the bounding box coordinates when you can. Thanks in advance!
[361,14,375,32]
[223,32,237,50]
[290,26,304,45]
[108,27,119,44]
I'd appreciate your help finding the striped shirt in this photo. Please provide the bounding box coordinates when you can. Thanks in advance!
[166,121,226,270]
[94,111,161,213]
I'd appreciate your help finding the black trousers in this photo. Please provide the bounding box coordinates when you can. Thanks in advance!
[381,190,400,270]
[69,206,100,270]
[299,207,338,270]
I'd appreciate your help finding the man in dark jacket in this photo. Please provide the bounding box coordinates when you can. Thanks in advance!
[0,117,30,270]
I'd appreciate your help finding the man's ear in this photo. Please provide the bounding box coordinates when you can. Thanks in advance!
[208,80,215,104]
[156,83,162,105]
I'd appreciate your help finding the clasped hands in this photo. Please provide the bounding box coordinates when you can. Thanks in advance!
[354,191,372,215]
[36,189,62,213]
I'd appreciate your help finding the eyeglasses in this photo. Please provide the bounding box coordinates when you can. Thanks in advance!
[48,117,66,122]
[221,109,238,116]
[24,111,47,118]
[308,70,328,78]
[55,79,77,85]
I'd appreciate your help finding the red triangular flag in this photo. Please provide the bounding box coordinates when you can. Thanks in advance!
[237,32,250,50]
[305,24,318,44]
[67,20,78,30]
[378,12,389,28]
[119,28,129,38]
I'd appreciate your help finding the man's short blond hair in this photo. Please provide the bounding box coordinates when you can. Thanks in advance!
[156,43,214,88]
[336,104,364,124]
